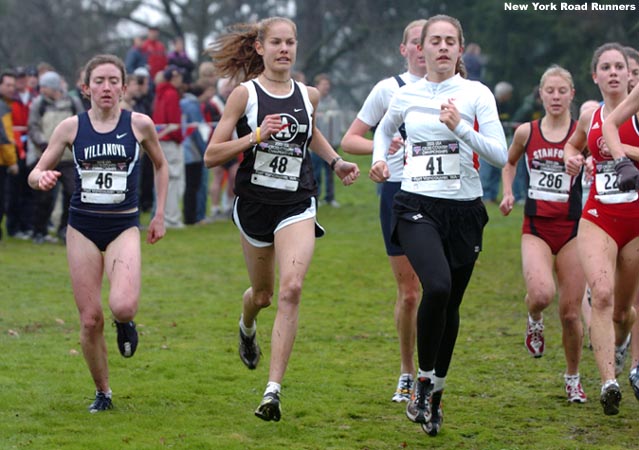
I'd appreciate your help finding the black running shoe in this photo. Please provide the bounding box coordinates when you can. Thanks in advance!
[255,392,281,422]
[88,391,113,413]
[115,320,138,358]
[239,327,260,370]
[600,381,622,416]
[406,377,432,424]
[629,366,639,401]
[421,390,444,436]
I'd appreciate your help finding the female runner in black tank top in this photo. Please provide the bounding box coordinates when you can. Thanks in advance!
[203,17,360,422]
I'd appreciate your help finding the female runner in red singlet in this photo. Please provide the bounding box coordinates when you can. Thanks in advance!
[500,65,586,403]
[564,43,639,416]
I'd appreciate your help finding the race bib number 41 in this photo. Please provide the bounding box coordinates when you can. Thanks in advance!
[406,140,460,192]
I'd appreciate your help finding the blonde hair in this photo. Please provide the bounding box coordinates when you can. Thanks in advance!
[421,15,467,78]
[207,17,297,82]
[539,64,574,89]
[402,19,427,45]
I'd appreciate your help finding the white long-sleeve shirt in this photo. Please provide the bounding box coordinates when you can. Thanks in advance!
[373,74,507,200]
[357,71,423,182]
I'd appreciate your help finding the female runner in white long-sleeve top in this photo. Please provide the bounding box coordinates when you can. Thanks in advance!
[370,14,507,436]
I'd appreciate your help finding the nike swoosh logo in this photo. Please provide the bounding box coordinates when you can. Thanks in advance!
[293,108,303,112]
[116,133,127,139]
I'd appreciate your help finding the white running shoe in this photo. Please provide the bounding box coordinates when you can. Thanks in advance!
[525,316,544,357]
[564,374,587,403]
[391,374,413,403]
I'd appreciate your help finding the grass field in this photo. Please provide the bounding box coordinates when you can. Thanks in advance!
[1,154,639,449]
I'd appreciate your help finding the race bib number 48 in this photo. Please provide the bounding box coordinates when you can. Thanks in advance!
[251,142,303,191]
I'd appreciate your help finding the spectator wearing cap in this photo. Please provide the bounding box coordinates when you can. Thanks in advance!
[5,67,35,239]
[0,71,18,240]
[24,66,38,92]
[152,65,184,228]
[133,66,150,80]
[27,71,84,244]
[132,67,154,115]
[141,26,168,79]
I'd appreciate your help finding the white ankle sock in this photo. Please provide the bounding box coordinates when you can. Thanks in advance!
[433,375,446,392]
[528,314,542,324]
[265,381,281,395]
[417,369,434,381]
[239,315,256,336]
[601,378,618,393]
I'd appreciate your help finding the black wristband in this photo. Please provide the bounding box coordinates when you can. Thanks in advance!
[330,156,342,171]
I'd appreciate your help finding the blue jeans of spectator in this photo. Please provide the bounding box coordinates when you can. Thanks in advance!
[513,157,527,202]
[311,152,334,202]
[479,158,501,202]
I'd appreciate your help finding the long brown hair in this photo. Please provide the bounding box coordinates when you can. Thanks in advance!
[207,17,297,82]
[590,42,628,73]
[420,15,467,79]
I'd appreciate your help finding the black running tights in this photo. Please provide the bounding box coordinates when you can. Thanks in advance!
[397,219,476,377]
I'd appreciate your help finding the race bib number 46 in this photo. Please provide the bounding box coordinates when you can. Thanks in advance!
[80,161,127,204]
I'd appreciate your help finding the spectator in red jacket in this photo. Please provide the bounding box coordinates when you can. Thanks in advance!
[141,26,168,79]
[152,65,184,228]
[6,67,35,238]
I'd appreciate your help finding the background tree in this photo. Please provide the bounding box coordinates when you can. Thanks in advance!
[0,0,132,79]
[0,0,638,113]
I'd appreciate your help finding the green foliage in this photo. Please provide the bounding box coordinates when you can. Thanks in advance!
[450,2,639,105]
[1,154,639,449]
[1,1,638,113]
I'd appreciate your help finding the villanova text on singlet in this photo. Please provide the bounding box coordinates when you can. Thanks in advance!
[234,79,316,205]
[71,109,141,212]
